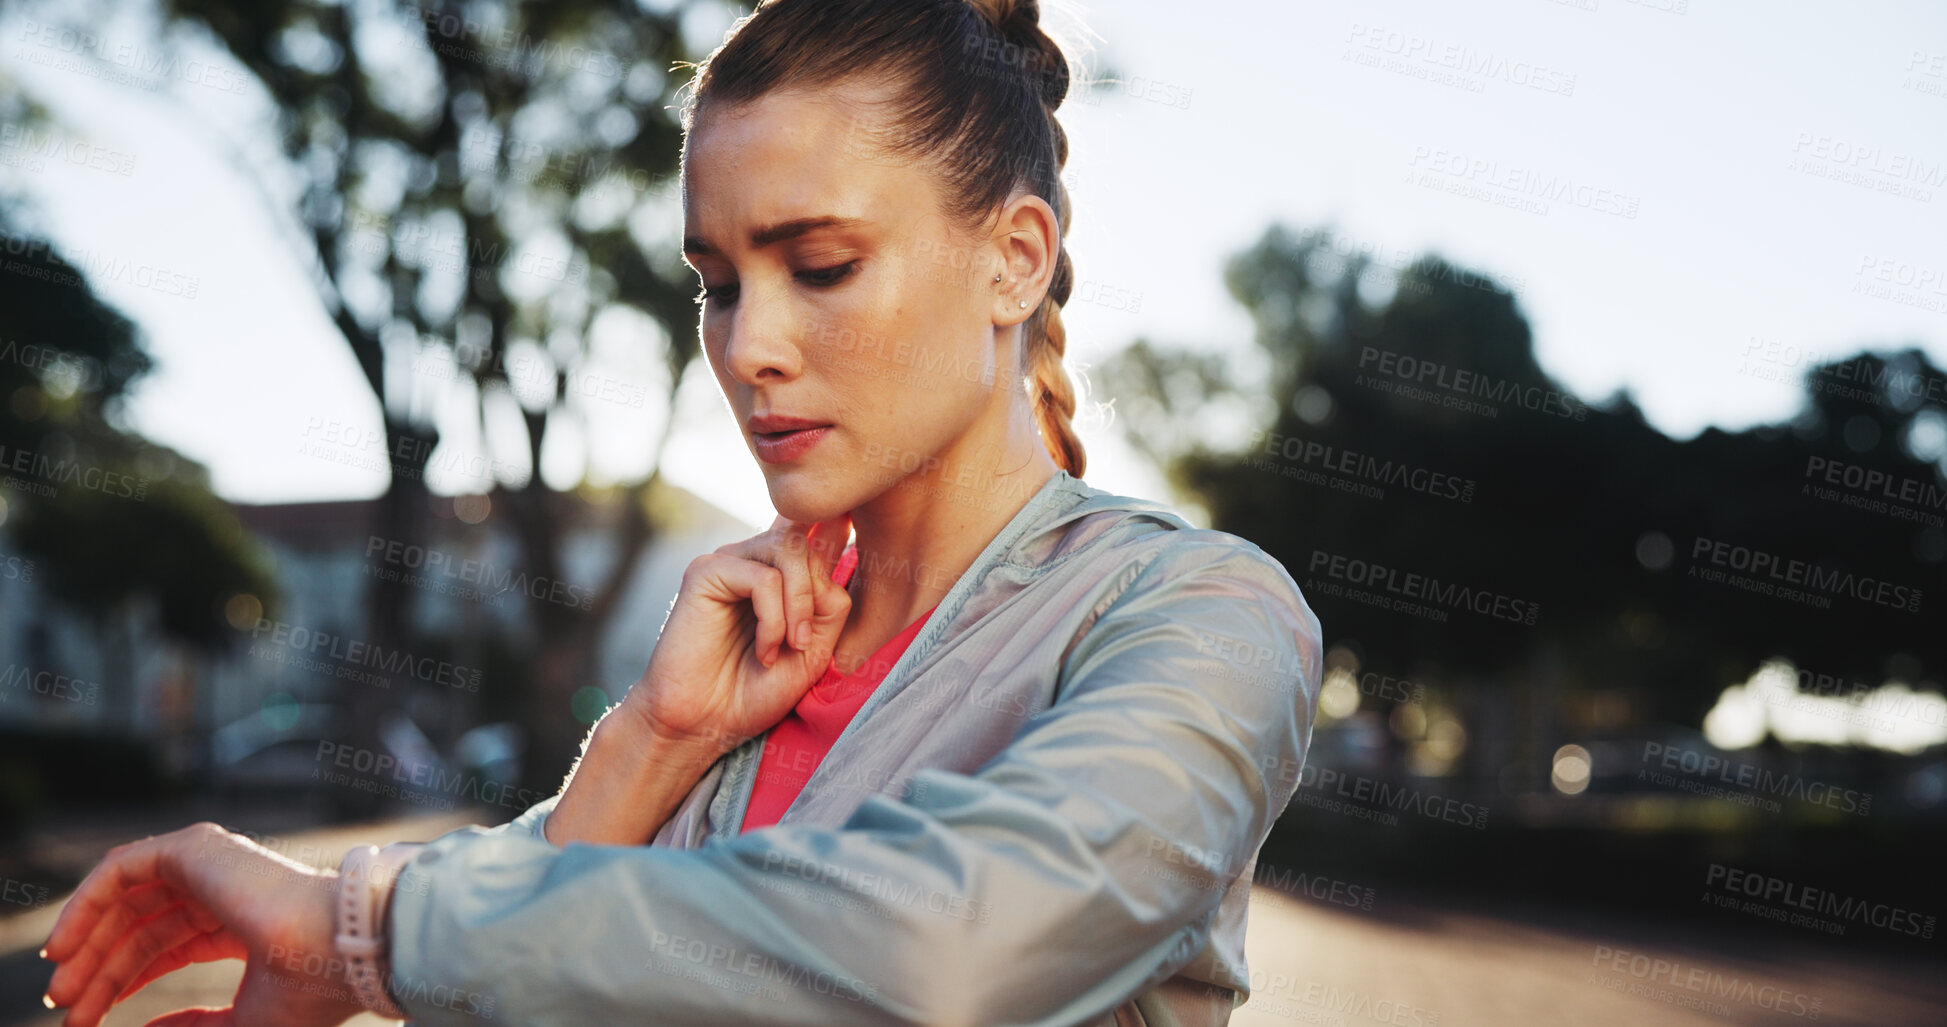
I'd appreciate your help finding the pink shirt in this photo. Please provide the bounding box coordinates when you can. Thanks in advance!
[740,544,935,832]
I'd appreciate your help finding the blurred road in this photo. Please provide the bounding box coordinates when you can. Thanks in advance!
[4,815,1942,1025]
[1229,883,1944,1027]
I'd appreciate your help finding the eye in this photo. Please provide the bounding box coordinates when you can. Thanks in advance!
[695,262,857,305]
[797,261,859,287]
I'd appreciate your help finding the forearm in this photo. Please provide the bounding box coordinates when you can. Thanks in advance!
[379,695,1295,1025]
[384,770,1226,1027]
[543,707,726,846]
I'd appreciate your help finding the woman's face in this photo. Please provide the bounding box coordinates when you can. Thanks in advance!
[681,81,1027,525]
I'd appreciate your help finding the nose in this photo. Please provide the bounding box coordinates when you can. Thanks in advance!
[721,284,803,386]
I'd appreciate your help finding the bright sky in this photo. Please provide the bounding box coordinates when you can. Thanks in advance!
[3,0,1945,532]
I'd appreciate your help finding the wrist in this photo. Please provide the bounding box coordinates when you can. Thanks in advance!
[613,699,740,767]
[334,843,423,1020]
[547,708,727,846]
[307,870,367,1019]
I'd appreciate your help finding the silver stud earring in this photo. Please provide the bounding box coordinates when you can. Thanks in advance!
[993,273,1003,284]
[1018,299,1028,309]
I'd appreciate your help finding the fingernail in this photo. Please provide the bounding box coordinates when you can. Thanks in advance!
[42,994,54,1009]
[794,623,808,649]
[38,947,48,960]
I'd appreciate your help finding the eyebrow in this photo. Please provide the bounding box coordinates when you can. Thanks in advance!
[682,216,870,258]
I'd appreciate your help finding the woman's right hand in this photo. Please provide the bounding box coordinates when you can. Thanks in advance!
[42,823,364,1027]
[620,512,855,757]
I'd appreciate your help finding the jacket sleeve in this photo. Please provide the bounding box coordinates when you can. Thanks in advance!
[484,792,558,839]
[382,538,1323,1027]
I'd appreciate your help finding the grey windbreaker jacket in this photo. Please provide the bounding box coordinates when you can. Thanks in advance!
[385,469,1324,1026]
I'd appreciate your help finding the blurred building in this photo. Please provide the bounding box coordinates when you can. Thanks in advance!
[0,482,756,783]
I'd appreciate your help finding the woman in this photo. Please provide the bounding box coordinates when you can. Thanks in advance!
[41,1,1322,1024]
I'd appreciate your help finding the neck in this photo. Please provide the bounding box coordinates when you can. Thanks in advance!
[837,401,1059,674]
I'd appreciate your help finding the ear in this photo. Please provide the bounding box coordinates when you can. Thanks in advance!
[986,191,1060,327]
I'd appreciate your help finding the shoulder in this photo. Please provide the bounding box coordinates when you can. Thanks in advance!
[1001,475,1192,571]
[1029,481,1322,683]
[1104,527,1321,650]
[1033,479,1313,615]
[1044,510,1324,754]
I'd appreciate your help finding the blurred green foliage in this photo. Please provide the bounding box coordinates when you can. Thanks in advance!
[1105,225,1947,728]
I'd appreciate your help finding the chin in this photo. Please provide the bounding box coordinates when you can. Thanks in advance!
[761,467,863,525]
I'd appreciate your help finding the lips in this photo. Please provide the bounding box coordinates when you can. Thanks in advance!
[748,414,834,464]
[747,413,832,435]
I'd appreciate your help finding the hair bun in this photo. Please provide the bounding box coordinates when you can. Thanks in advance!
[968,0,1070,109]
[969,0,1038,35]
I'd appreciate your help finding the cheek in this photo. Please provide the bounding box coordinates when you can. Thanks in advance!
[901,330,1000,404]
[701,330,733,384]
[859,368,986,462]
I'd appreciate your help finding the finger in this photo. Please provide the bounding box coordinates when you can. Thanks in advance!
[714,513,797,561]
[712,532,762,559]
[718,521,815,656]
[774,521,819,653]
[44,834,177,966]
[805,561,853,669]
[118,931,244,1002]
[45,823,226,968]
[142,1007,234,1027]
[695,554,787,666]
[46,882,180,1007]
[807,512,853,584]
[70,906,214,1026]
[813,552,854,617]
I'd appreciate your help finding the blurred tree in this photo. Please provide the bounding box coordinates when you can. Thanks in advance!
[1103,225,1947,749]
[95,0,751,792]
[0,67,273,654]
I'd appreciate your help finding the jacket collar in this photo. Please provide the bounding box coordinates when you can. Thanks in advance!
[716,468,1186,833]
[803,469,1187,763]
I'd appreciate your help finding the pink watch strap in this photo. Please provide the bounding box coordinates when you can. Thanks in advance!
[336,843,424,1019]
